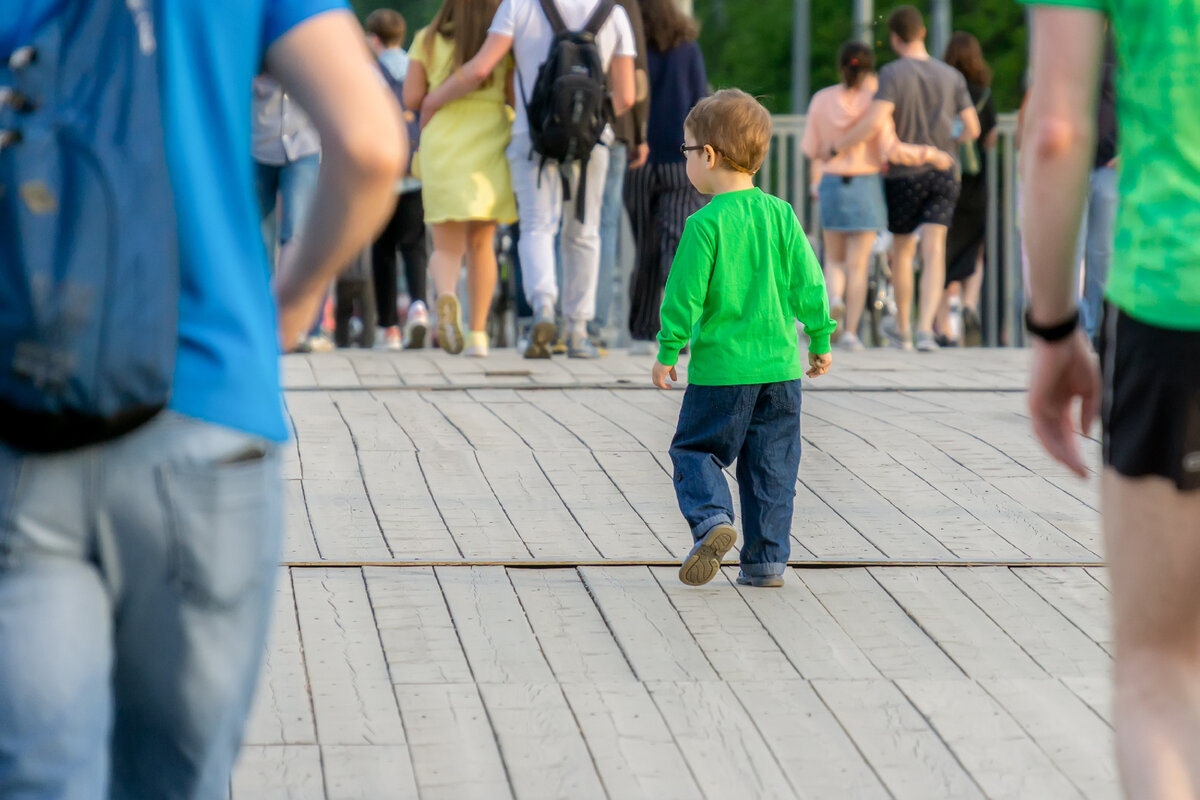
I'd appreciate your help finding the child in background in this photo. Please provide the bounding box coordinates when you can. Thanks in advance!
[404,0,518,358]
[652,89,835,588]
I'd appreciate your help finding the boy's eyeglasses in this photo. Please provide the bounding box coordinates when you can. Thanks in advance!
[679,143,706,156]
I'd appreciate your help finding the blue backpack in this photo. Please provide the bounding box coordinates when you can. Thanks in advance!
[0,0,178,453]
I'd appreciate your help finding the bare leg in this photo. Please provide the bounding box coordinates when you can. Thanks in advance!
[842,231,877,338]
[890,233,919,336]
[1104,471,1200,799]
[963,248,985,311]
[465,221,499,334]
[429,222,467,298]
[937,282,961,337]
[822,231,847,306]
[915,223,948,335]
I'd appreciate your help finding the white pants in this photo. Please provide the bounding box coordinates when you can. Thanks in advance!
[507,133,610,322]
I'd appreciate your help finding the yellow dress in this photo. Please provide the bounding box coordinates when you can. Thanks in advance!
[411,28,518,224]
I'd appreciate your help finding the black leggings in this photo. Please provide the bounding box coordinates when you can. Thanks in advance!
[372,190,428,327]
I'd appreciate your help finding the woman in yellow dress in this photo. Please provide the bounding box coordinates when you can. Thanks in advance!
[404,0,518,357]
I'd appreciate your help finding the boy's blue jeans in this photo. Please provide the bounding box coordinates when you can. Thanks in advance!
[669,381,802,577]
[0,412,282,800]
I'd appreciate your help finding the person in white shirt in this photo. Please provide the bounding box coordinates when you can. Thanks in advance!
[418,0,636,359]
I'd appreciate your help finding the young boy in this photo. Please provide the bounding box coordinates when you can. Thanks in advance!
[652,89,835,588]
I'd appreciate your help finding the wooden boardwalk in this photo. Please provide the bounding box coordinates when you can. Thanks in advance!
[235,348,1114,799]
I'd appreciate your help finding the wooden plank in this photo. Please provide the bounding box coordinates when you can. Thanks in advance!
[322,746,418,800]
[245,571,315,746]
[303,478,390,562]
[474,450,600,560]
[654,568,799,682]
[358,451,461,561]
[580,567,717,681]
[435,566,553,683]
[535,451,673,559]
[394,684,513,800]
[379,394,471,451]
[479,683,607,800]
[800,569,962,679]
[417,450,529,560]
[344,352,402,387]
[982,678,1119,799]
[482,400,589,451]
[1018,568,1113,655]
[943,567,1111,679]
[870,568,1046,679]
[938,480,1099,561]
[281,354,317,389]
[898,679,1084,800]
[647,681,796,799]
[1086,566,1112,590]
[282,479,320,562]
[561,682,702,800]
[231,746,323,800]
[574,389,675,454]
[992,476,1102,555]
[331,392,414,452]
[521,390,645,451]
[734,568,879,679]
[423,392,528,450]
[288,393,361,480]
[363,567,473,685]
[590,450,691,559]
[789,478,884,561]
[292,569,406,745]
[812,679,985,800]
[731,680,889,799]
[1060,676,1114,726]
[508,569,636,683]
[311,354,361,387]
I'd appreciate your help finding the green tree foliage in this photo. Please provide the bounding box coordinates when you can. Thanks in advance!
[351,0,1026,112]
[695,0,1026,113]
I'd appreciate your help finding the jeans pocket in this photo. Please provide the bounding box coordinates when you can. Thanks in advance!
[157,443,279,609]
[768,381,802,414]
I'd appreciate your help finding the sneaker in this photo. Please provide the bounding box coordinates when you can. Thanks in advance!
[304,333,334,353]
[839,331,866,352]
[380,325,402,351]
[934,333,959,348]
[524,304,557,359]
[881,316,913,351]
[404,300,429,349]
[566,332,603,359]
[628,339,656,356]
[830,300,846,345]
[436,295,464,355]
[678,524,737,587]
[464,331,489,358]
[915,331,941,352]
[736,573,785,588]
[551,335,569,355]
[962,306,983,347]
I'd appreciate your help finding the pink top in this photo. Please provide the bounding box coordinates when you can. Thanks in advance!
[801,80,937,176]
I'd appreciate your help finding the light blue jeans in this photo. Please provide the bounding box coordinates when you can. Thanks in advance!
[0,412,282,800]
[255,153,320,274]
[594,141,628,329]
[1082,166,1118,340]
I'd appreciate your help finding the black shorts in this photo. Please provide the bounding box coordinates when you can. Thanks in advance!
[1100,304,1200,491]
[884,169,961,234]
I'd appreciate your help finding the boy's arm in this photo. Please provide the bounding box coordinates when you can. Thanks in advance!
[656,219,715,366]
[789,223,835,355]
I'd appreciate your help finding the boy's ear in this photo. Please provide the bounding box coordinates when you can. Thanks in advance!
[703,144,719,170]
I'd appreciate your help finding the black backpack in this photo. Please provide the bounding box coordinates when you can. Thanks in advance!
[521,0,615,222]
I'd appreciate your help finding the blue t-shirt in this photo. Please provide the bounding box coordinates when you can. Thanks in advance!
[1,0,346,442]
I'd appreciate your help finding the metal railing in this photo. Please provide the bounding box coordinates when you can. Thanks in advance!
[761,113,1024,346]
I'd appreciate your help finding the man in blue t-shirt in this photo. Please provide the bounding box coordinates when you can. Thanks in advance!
[0,3,402,797]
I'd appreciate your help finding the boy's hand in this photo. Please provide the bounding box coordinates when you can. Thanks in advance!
[806,352,832,378]
[652,361,678,389]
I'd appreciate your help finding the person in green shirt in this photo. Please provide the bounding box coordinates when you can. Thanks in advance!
[650,89,835,589]
[1023,2,1200,795]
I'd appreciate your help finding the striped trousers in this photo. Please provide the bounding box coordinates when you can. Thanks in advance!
[624,161,706,341]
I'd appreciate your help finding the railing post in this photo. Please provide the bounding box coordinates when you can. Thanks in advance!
[985,142,1000,346]
[790,0,810,114]
[853,0,874,44]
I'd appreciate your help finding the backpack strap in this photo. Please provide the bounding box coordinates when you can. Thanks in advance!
[583,0,616,37]
[535,0,569,35]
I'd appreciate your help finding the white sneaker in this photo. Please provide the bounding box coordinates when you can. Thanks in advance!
[403,300,429,349]
[464,331,489,358]
[915,331,941,352]
[839,332,866,352]
[378,326,402,351]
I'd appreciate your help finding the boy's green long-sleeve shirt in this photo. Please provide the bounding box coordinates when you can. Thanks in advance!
[656,188,835,386]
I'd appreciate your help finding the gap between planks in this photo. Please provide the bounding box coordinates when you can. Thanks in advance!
[282,560,1106,569]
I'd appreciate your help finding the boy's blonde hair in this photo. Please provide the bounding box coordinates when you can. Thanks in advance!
[366,9,407,47]
[684,89,772,175]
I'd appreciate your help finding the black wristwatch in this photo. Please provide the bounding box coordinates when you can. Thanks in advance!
[1024,307,1080,342]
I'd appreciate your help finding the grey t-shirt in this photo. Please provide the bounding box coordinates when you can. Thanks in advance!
[876,56,971,178]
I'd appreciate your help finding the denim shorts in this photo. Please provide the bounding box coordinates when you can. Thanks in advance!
[818,173,887,232]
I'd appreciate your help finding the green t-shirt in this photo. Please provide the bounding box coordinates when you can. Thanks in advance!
[656,188,834,386]
[1028,0,1200,329]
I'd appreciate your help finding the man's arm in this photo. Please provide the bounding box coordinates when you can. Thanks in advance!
[832,100,894,156]
[419,33,514,128]
[957,106,981,143]
[1022,4,1106,477]
[610,54,636,117]
[265,10,405,349]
